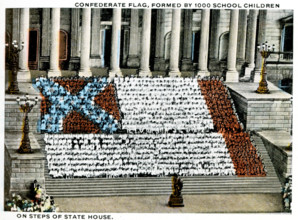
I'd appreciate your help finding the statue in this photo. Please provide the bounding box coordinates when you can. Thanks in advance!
[168,174,184,207]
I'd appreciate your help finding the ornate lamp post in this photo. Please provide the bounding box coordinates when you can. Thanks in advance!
[16,94,38,153]
[256,41,275,94]
[6,40,24,94]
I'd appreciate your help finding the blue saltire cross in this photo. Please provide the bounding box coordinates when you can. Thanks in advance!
[33,77,119,134]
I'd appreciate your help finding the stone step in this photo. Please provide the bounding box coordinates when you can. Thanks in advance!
[44,176,279,182]
[46,180,279,188]
[46,188,282,197]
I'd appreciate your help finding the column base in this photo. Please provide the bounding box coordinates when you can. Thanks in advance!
[225,70,239,82]
[254,69,261,83]
[153,58,167,71]
[109,69,123,78]
[48,70,62,77]
[168,70,181,77]
[181,59,193,71]
[196,70,210,78]
[244,66,254,77]
[90,57,102,68]
[138,69,152,77]
[127,55,140,68]
[79,69,92,77]
[17,70,31,83]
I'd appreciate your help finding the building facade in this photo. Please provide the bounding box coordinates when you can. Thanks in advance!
[5,9,293,88]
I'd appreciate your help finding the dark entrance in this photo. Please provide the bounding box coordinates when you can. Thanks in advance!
[192,31,200,62]
[28,29,39,70]
[102,28,112,67]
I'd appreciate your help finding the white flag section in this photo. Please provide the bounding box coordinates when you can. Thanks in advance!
[114,78,214,133]
[44,133,235,178]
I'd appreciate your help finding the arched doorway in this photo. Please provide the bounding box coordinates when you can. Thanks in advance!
[218,32,229,61]
[59,30,70,70]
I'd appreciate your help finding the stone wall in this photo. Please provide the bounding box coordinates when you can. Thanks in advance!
[4,147,12,199]
[256,132,292,185]
[5,132,45,197]
[8,152,45,196]
[267,64,293,88]
[246,100,292,131]
[228,83,292,132]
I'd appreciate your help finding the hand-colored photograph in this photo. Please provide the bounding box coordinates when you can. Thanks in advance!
[1,1,294,217]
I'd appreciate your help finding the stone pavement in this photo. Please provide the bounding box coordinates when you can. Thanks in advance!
[55,194,284,213]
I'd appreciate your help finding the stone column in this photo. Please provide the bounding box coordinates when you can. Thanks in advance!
[254,10,267,82]
[154,10,166,71]
[168,9,181,77]
[181,10,193,71]
[127,9,139,67]
[79,8,92,77]
[48,8,61,77]
[226,10,239,82]
[243,10,258,79]
[196,9,210,77]
[40,9,51,70]
[17,8,31,82]
[138,9,152,77]
[208,10,222,72]
[237,10,248,69]
[69,9,81,70]
[109,9,123,78]
[90,9,102,68]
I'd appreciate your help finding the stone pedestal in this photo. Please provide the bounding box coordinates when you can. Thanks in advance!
[168,194,184,207]
[5,132,45,197]
[227,82,292,132]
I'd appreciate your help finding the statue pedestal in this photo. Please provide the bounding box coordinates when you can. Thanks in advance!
[168,194,184,207]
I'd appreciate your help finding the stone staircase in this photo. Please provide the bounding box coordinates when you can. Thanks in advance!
[42,134,282,198]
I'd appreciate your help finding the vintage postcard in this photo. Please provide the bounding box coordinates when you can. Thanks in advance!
[0,0,296,219]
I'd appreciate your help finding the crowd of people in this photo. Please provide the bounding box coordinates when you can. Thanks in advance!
[199,78,266,176]
[5,180,58,212]
[34,77,119,134]
[34,76,267,178]
[114,77,214,133]
[44,133,235,178]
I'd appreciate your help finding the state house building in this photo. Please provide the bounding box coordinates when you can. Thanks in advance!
[5,9,293,89]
